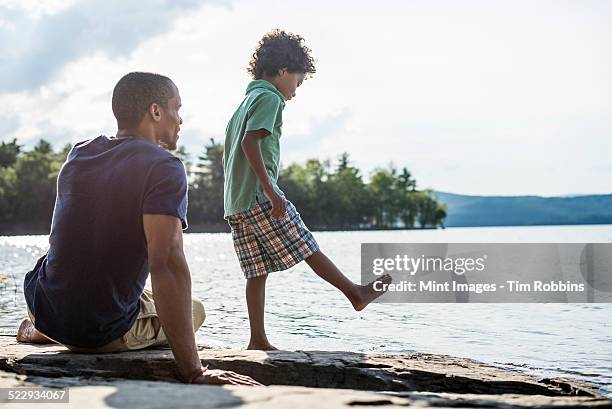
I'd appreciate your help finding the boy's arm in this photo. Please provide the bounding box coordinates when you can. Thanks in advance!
[241,129,286,218]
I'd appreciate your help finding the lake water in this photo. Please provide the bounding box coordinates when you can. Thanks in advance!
[1,225,611,395]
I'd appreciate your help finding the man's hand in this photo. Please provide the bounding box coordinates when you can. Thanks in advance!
[263,187,286,219]
[192,368,263,386]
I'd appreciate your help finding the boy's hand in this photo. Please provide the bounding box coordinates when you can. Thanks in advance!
[264,187,287,219]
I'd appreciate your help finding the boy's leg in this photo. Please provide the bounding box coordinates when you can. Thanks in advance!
[245,274,277,350]
[305,250,392,311]
[227,205,278,351]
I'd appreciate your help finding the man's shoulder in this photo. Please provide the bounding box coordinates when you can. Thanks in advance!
[148,155,187,186]
[85,135,173,157]
[122,137,175,159]
[68,136,181,175]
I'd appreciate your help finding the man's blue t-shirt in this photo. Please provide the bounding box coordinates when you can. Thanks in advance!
[24,135,188,348]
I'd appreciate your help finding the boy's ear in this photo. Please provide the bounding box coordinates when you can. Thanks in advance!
[149,103,162,122]
[278,67,288,77]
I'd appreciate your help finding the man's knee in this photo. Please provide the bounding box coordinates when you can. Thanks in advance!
[192,298,206,331]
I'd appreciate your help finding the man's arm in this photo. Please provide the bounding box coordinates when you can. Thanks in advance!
[143,214,261,386]
[241,129,286,218]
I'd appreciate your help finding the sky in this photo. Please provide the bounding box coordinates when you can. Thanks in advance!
[0,0,610,196]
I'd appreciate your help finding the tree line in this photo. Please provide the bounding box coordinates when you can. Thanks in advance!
[0,138,446,234]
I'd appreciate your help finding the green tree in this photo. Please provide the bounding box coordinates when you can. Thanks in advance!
[415,190,447,228]
[397,192,418,228]
[189,138,224,224]
[0,138,448,232]
[337,152,350,171]
[14,148,61,226]
[173,145,192,174]
[396,167,418,228]
[326,153,370,228]
[33,139,53,154]
[397,167,417,192]
[0,139,21,168]
[0,166,17,221]
[368,167,403,228]
[61,143,73,159]
[279,159,329,227]
[279,162,312,218]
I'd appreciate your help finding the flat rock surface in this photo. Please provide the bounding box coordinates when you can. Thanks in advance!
[1,335,610,408]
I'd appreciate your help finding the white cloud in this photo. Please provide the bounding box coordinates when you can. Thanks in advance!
[0,0,611,196]
[0,0,224,91]
[0,0,78,17]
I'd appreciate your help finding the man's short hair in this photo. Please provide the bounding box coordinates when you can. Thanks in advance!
[248,29,316,79]
[112,72,176,129]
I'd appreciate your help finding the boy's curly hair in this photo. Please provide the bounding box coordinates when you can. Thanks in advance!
[248,29,316,79]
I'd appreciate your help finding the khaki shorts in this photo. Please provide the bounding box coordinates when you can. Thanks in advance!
[27,289,206,353]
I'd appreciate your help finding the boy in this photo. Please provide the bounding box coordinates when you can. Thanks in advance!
[224,30,392,350]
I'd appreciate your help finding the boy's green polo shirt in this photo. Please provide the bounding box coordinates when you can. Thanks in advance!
[223,80,286,217]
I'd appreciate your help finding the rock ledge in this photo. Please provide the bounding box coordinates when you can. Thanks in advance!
[0,336,609,408]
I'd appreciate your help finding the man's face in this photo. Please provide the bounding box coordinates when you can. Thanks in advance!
[158,86,182,151]
[276,70,305,101]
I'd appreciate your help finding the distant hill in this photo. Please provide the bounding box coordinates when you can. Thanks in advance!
[432,191,612,227]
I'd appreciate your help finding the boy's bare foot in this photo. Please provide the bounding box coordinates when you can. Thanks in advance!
[246,341,278,351]
[352,274,393,311]
[16,319,53,343]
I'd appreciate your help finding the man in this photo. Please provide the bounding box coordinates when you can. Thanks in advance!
[18,72,259,386]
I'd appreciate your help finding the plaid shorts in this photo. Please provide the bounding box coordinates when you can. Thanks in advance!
[227,199,320,278]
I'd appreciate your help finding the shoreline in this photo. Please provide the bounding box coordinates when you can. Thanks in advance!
[2,222,612,238]
[1,335,610,408]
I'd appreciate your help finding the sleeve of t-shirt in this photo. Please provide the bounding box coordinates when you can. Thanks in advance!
[245,92,283,136]
[142,157,188,230]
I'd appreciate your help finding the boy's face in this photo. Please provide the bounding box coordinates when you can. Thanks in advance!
[276,69,306,101]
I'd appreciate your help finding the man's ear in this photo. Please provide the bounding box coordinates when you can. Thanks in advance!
[149,103,162,123]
